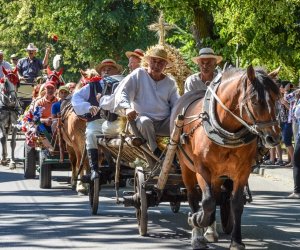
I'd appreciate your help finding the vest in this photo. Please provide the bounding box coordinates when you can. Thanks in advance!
[82,81,102,122]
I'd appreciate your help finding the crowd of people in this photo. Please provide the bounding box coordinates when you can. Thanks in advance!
[0,41,299,199]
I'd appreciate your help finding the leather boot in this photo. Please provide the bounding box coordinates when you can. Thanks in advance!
[87,148,100,181]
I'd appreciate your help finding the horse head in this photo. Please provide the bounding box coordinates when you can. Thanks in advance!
[79,68,102,87]
[1,67,19,107]
[46,66,64,88]
[241,65,281,148]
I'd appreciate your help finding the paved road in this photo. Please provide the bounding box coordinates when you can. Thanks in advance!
[0,140,299,249]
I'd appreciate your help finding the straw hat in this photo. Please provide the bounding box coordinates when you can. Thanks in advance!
[58,85,70,93]
[192,48,222,64]
[25,43,38,52]
[10,54,18,59]
[95,59,122,74]
[144,47,173,68]
[125,48,144,59]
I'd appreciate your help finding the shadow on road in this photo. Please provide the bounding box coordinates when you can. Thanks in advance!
[0,168,299,249]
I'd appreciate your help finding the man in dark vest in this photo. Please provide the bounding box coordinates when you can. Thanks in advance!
[72,59,122,180]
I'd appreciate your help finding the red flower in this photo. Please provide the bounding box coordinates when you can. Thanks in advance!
[52,34,58,43]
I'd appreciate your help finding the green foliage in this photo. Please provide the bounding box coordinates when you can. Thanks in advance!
[136,0,300,82]
[1,0,300,83]
[0,0,158,81]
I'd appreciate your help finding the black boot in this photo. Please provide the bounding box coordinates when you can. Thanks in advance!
[153,147,162,158]
[87,148,99,181]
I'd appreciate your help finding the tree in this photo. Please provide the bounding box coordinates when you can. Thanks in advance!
[136,0,300,81]
[0,0,158,81]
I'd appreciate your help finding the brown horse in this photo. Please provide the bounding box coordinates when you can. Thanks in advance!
[60,69,99,194]
[60,97,88,194]
[171,65,280,249]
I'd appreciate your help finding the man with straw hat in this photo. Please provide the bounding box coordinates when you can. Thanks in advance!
[72,61,122,181]
[184,47,222,93]
[115,46,179,156]
[125,48,144,72]
[95,59,122,77]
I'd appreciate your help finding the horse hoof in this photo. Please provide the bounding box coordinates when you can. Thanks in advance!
[9,163,16,170]
[204,231,218,243]
[191,227,208,250]
[1,160,8,166]
[230,241,245,250]
[77,191,87,196]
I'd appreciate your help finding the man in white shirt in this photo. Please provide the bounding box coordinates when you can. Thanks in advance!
[72,60,122,180]
[0,50,12,78]
[116,46,179,156]
[184,47,222,93]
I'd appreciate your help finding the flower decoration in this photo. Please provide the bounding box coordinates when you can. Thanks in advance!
[52,34,58,43]
[17,106,47,145]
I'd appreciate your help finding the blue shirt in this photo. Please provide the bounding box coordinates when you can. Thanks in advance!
[17,57,43,82]
[51,101,61,116]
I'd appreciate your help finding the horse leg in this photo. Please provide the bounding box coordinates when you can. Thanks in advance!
[9,126,18,170]
[181,162,201,213]
[0,130,8,165]
[229,186,245,250]
[189,171,216,229]
[204,211,219,243]
[75,146,88,195]
[180,163,207,249]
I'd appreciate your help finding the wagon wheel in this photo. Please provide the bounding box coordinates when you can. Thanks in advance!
[220,196,233,234]
[170,201,180,213]
[134,167,148,236]
[89,178,100,215]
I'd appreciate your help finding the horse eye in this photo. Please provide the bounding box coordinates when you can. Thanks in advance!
[251,99,259,106]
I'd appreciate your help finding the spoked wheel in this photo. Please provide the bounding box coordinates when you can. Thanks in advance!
[134,167,148,236]
[89,178,100,215]
[220,195,233,234]
[170,201,180,213]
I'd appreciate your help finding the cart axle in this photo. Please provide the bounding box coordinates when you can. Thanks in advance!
[123,192,140,208]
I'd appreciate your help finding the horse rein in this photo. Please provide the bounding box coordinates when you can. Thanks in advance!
[207,78,278,137]
[0,78,22,115]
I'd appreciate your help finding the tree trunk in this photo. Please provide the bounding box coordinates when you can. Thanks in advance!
[192,6,215,49]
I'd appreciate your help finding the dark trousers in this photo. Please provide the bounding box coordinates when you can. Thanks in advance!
[292,136,300,193]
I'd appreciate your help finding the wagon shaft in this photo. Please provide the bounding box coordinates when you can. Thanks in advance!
[156,115,184,192]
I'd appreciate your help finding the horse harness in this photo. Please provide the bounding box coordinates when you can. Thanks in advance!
[177,72,277,164]
[0,78,22,115]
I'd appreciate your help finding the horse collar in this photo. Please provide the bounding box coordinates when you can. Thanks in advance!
[202,74,257,148]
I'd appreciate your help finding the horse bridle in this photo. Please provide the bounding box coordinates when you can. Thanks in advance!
[207,76,279,137]
[0,77,22,114]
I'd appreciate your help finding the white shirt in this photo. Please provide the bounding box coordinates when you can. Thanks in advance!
[184,71,218,93]
[115,68,179,121]
[0,61,12,78]
[72,84,94,116]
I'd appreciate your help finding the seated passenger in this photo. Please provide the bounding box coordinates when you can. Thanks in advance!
[72,59,122,180]
[34,81,58,133]
[51,85,70,132]
[114,46,179,156]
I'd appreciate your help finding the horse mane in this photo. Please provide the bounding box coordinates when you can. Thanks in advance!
[222,67,279,103]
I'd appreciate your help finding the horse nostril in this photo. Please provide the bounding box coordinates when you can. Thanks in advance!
[265,135,279,146]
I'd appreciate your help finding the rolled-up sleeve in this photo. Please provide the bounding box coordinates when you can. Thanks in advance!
[115,74,136,111]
